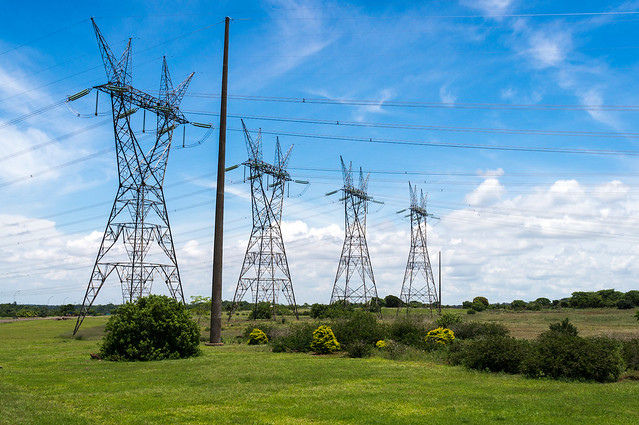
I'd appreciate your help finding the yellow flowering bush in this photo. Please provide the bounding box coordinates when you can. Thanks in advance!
[247,328,269,345]
[375,340,387,349]
[310,325,341,354]
[425,327,455,345]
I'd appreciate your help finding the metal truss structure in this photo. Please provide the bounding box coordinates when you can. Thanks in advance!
[398,182,439,313]
[74,19,194,334]
[228,121,299,319]
[330,157,381,308]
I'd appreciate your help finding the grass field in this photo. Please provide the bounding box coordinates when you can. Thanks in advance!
[1,312,638,424]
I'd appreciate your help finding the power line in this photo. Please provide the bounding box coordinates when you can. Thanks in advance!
[232,127,639,156]
[186,93,639,112]
[186,110,639,139]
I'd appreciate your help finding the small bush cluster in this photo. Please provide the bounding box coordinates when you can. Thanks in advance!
[330,310,386,356]
[310,325,341,354]
[387,315,429,348]
[447,321,509,340]
[436,312,462,327]
[522,332,623,382]
[99,295,201,361]
[622,339,639,371]
[449,319,625,382]
[449,336,530,374]
[247,328,268,345]
[271,322,317,353]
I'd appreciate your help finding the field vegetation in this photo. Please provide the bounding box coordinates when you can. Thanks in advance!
[1,306,638,424]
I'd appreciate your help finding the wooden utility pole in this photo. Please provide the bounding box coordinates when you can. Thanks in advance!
[209,16,230,345]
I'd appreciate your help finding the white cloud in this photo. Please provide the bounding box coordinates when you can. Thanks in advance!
[439,85,457,105]
[465,177,505,206]
[462,0,515,15]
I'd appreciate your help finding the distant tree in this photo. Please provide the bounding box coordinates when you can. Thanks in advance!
[58,304,76,316]
[249,302,274,320]
[471,300,486,312]
[189,295,211,326]
[369,297,385,311]
[624,290,639,306]
[596,289,624,307]
[384,295,402,308]
[511,300,527,311]
[310,303,329,319]
[617,298,634,310]
[473,296,489,307]
[462,301,473,309]
[570,291,603,309]
[526,301,542,311]
[535,298,551,308]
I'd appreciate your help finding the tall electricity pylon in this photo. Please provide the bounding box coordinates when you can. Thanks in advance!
[398,182,439,314]
[74,19,194,334]
[228,121,300,319]
[329,157,381,308]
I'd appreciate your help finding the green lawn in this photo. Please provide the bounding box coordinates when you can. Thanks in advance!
[1,316,638,424]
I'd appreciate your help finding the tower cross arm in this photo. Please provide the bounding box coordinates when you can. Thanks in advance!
[95,84,190,124]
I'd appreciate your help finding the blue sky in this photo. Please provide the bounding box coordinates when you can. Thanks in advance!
[3,0,639,306]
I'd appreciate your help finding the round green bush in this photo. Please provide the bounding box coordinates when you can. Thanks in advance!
[310,325,340,354]
[99,295,201,361]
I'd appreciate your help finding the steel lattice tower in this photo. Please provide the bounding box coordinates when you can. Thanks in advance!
[398,182,439,313]
[74,19,194,334]
[330,157,380,307]
[228,122,299,319]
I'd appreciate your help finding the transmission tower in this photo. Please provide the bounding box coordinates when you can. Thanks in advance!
[73,19,194,334]
[329,157,382,308]
[228,121,301,319]
[398,182,439,314]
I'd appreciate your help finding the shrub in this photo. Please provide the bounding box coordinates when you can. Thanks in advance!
[447,321,509,340]
[535,298,552,308]
[384,295,402,308]
[248,302,273,320]
[375,340,387,349]
[548,318,578,336]
[622,339,639,371]
[425,327,455,346]
[635,310,639,321]
[466,309,476,315]
[526,301,542,311]
[242,323,276,341]
[330,310,386,348]
[388,315,428,348]
[271,322,317,353]
[16,309,37,318]
[449,336,530,374]
[99,295,201,361]
[436,312,462,327]
[511,300,527,310]
[473,297,489,307]
[310,325,340,354]
[522,332,623,382]
[247,328,268,345]
[346,340,373,358]
[616,298,634,310]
